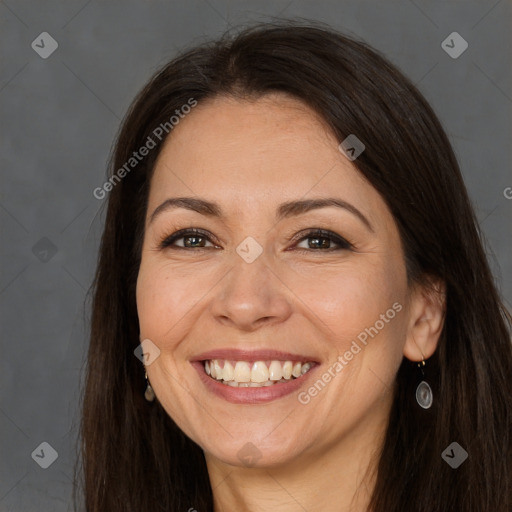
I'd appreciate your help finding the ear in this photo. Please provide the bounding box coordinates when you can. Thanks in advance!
[403,277,446,362]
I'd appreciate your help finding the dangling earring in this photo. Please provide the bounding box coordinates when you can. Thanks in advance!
[144,369,155,402]
[415,358,433,409]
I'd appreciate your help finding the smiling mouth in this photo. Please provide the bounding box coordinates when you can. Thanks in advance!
[203,359,315,387]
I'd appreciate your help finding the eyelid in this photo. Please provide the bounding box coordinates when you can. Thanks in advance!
[158,228,219,250]
[291,228,353,251]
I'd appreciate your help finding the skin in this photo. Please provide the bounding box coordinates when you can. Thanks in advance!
[136,93,445,512]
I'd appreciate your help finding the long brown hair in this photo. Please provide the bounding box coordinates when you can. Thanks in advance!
[75,20,512,511]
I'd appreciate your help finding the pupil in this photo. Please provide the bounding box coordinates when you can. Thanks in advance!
[185,236,203,247]
[310,237,329,249]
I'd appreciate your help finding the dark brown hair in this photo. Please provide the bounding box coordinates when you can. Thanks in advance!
[75,20,512,511]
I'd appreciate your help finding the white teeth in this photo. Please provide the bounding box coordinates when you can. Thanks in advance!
[292,362,302,378]
[282,361,293,379]
[222,361,234,381]
[268,360,283,381]
[204,359,315,385]
[212,360,222,379]
[301,362,312,375]
[251,361,269,383]
[219,377,301,387]
[234,361,251,382]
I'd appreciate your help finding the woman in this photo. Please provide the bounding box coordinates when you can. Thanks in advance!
[77,21,512,511]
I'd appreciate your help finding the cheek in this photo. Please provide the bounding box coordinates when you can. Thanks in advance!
[136,261,220,345]
[328,263,408,393]
[136,265,184,342]
[289,259,406,343]
[291,257,408,409]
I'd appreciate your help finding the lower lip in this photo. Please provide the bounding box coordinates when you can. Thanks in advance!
[191,361,319,404]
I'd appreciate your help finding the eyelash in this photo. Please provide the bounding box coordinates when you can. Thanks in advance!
[158,228,353,253]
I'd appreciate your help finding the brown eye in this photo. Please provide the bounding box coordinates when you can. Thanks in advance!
[159,229,217,250]
[294,229,352,252]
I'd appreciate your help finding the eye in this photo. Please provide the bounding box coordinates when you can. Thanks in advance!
[292,229,353,252]
[158,228,353,252]
[158,228,219,250]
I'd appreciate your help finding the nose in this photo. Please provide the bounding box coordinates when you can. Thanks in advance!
[209,252,293,332]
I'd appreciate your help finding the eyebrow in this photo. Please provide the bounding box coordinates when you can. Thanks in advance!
[149,196,374,232]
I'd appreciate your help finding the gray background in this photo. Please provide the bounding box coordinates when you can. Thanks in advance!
[1,0,511,510]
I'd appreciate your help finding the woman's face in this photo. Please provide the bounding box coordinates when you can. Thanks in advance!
[136,93,412,468]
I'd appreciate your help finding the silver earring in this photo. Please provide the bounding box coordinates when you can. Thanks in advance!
[415,359,433,409]
[144,369,155,402]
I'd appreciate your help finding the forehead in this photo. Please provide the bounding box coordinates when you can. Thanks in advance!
[148,94,381,221]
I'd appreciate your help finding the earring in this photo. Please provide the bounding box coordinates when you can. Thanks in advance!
[415,358,433,409]
[144,369,155,402]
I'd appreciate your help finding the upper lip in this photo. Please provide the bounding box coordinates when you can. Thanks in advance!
[191,348,320,363]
